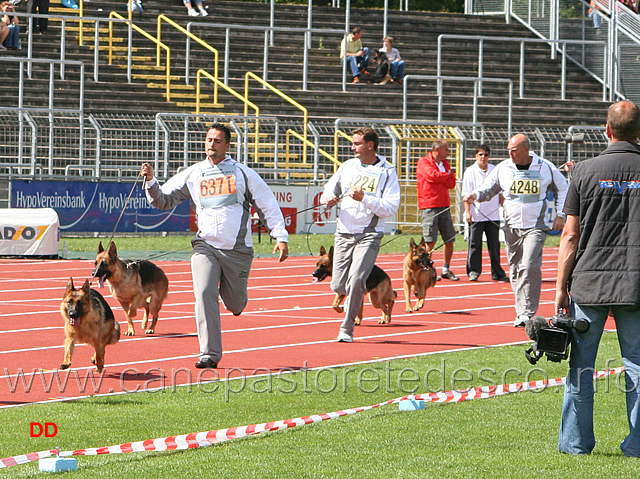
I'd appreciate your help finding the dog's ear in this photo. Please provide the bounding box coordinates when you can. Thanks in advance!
[319,246,326,256]
[98,241,104,253]
[82,279,91,295]
[329,245,334,258]
[409,237,416,248]
[65,277,75,294]
[108,241,117,257]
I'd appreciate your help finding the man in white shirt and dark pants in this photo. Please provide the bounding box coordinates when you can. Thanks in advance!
[462,145,508,282]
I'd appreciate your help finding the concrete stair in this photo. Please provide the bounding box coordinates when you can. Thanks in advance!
[1,0,610,130]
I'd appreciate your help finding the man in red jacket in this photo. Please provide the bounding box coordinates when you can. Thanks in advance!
[416,140,459,280]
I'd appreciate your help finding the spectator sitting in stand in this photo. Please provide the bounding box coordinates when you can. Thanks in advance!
[381,36,405,84]
[340,26,370,84]
[0,16,7,49]
[1,1,20,50]
[588,0,602,28]
[183,0,207,17]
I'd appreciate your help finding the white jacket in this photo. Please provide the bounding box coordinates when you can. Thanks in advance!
[473,152,568,229]
[321,156,401,234]
[462,162,501,222]
[145,156,288,249]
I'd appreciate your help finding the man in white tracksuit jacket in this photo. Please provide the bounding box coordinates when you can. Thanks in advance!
[464,134,568,327]
[141,123,289,369]
[321,127,401,342]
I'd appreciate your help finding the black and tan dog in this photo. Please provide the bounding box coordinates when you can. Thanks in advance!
[402,237,437,313]
[60,277,121,373]
[93,241,169,336]
[312,245,396,324]
[360,50,391,85]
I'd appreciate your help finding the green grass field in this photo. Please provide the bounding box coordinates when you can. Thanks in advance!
[0,335,635,477]
[59,233,561,260]
[2,232,591,477]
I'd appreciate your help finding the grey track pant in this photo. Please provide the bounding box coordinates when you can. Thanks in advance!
[331,232,382,336]
[503,226,546,319]
[191,238,253,362]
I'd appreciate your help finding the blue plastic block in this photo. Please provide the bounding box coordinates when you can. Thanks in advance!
[38,457,78,472]
[398,398,425,411]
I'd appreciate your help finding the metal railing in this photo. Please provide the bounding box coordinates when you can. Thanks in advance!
[2,109,609,190]
[437,34,608,100]
[186,21,343,91]
[466,0,640,104]
[108,11,172,100]
[157,14,220,103]
[401,75,514,137]
[244,72,310,161]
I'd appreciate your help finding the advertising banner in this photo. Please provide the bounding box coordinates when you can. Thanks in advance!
[9,181,398,235]
[11,181,191,233]
[0,208,59,256]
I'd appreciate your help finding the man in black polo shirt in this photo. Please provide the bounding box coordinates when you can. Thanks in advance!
[555,100,640,456]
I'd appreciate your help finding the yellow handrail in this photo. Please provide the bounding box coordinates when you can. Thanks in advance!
[157,15,220,104]
[196,68,261,161]
[244,72,309,162]
[78,0,137,45]
[286,129,337,167]
[79,0,84,45]
[109,12,172,101]
[333,130,352,172]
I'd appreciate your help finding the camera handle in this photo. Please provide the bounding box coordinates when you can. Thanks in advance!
[525,346,543,365]
[554,308,590,334]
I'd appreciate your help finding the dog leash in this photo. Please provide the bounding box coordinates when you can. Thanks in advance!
[379,198,467,250]
[302,191,350,255]
[469,200,552,250]
[89,175,144,281]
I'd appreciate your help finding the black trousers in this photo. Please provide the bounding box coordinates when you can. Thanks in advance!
[466,220,506,278]
[32,0,49,33]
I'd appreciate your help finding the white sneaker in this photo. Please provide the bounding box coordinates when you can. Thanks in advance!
[0,44,6,50]
[337,331,353,343]
[513,315,528,328]
[188,8,199,16]
[199,8,208,16]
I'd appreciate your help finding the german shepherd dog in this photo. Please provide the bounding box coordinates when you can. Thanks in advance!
[361,50,391,85]
[312,245,396,324]
[93,241,169,336]
[402,237,437,313]
[60,277,121,373]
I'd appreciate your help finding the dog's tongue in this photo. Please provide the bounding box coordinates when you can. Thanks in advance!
[98,276,105,288]
[68,317,77,326]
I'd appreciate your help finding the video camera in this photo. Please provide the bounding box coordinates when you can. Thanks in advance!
[524,311,589,365]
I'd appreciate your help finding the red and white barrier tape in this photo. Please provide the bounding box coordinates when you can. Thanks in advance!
[0,367,624,469]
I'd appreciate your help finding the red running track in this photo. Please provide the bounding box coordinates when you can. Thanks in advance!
[0,248,562,407]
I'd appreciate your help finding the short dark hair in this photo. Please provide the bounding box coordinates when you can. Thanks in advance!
[208,122,232,143]
[607,101,640,142]
[476,144,490,155]
[352,126,379,151]
[351,26,362,35]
